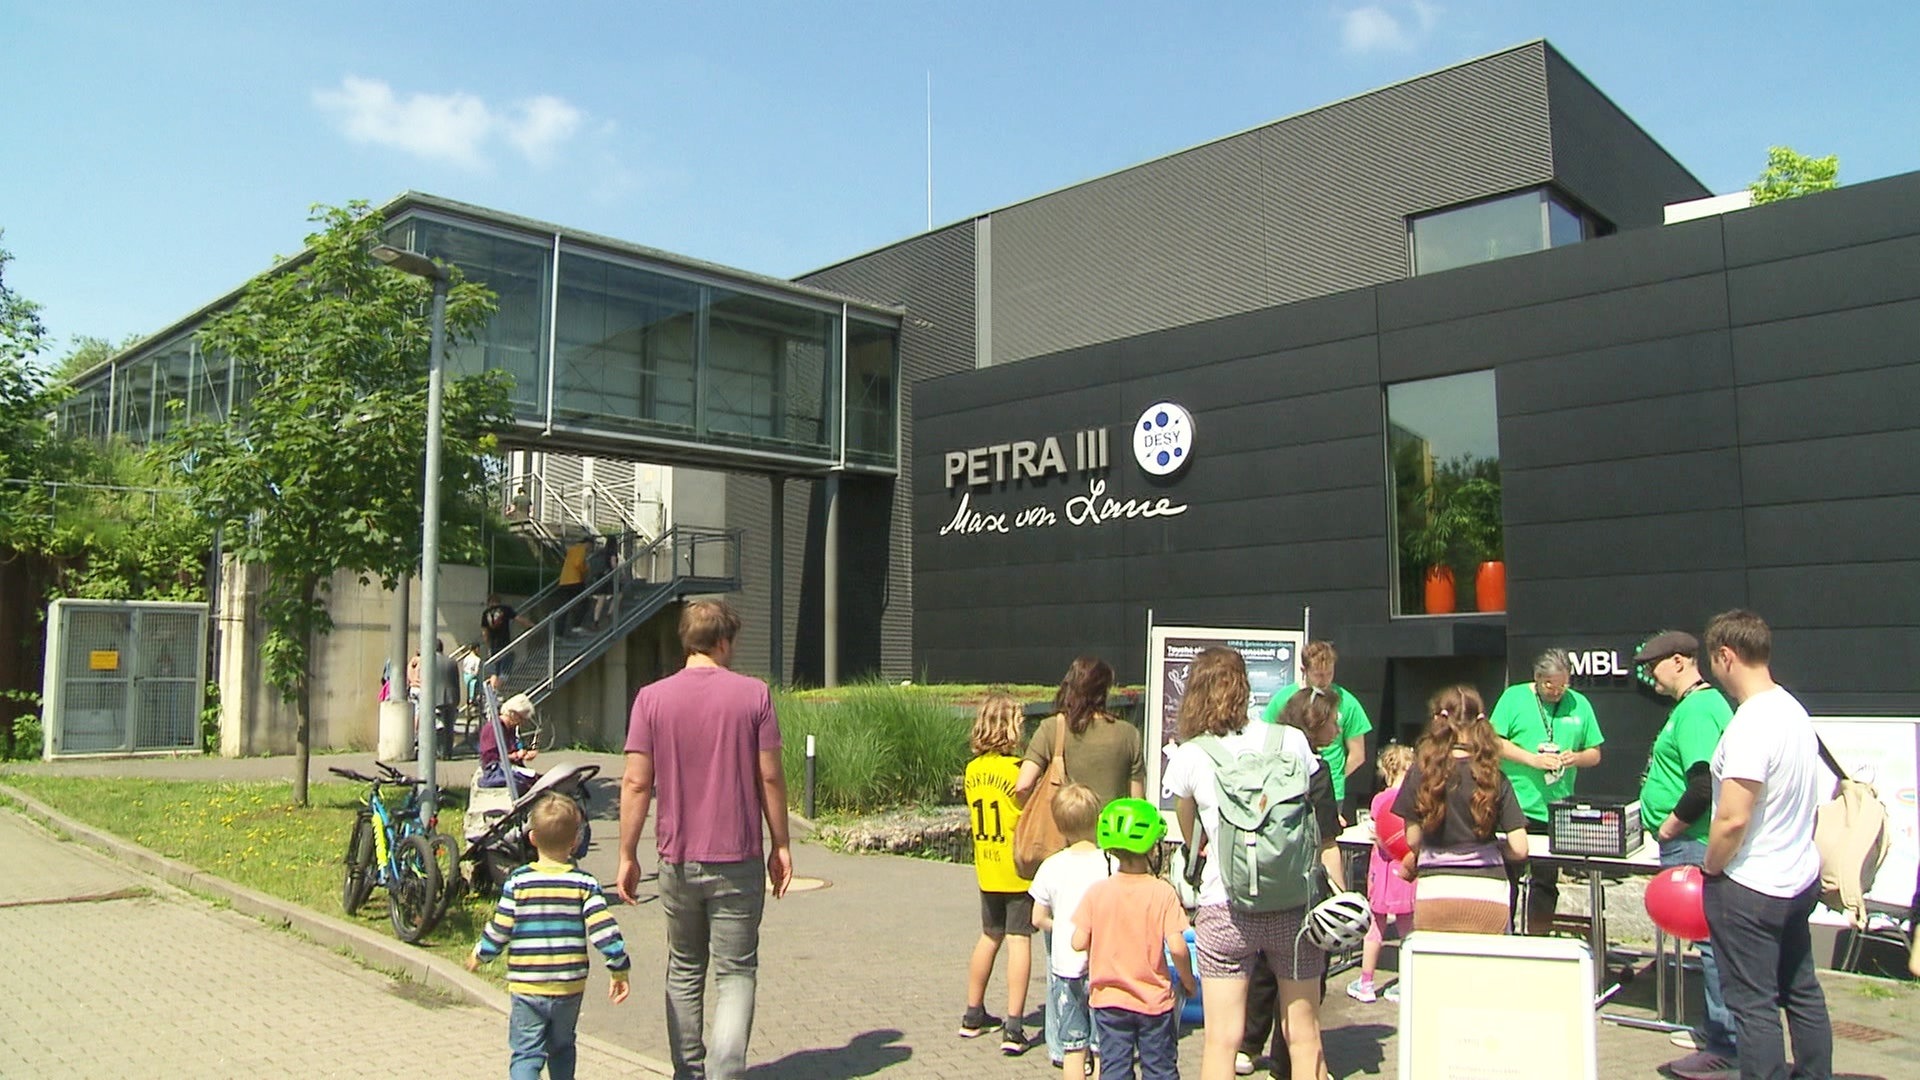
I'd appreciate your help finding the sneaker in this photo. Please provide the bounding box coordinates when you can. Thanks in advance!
[999,1023,1027,1055]
[1383,983,1400,1003]
[1665,1050,1737,1080]
[957,1005,1000,1038]
[1235,1051,1256,1076]
[1345,979,1377,1004]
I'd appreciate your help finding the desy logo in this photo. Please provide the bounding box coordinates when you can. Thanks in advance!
[1133,401,1194,477]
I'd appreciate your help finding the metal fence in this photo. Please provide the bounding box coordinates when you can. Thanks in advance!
[42,599,208,758]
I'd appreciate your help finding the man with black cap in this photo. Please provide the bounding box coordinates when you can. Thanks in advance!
[1635,629,1737,1079]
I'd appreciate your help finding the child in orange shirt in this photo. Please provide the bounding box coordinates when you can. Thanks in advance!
[1073,798,1195,1080]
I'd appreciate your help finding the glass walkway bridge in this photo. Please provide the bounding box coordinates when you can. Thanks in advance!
[57,193,903,478]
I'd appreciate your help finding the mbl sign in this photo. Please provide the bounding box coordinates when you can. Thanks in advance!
[1569,649,1632,682]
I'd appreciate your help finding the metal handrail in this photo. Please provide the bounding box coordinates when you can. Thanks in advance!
[499,471,656,542]
[485,526,743,704]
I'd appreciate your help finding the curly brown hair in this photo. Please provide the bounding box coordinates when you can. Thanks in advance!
[1055,655,1115,735]
[1275,686,1341,749]
[1412,684,1502,839]
[1175,647,1250,740]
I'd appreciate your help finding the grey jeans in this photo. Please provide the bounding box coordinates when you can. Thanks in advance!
[659,859,767,1080]
[1704,874,1832,1080]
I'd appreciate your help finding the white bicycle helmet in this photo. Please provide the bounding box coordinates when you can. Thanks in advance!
[1304,891,1372,952]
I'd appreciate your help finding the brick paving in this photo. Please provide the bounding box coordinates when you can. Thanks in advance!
[0,808,657,1079]
[6,751,1915,1078]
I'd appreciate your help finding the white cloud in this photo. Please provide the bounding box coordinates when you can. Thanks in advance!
[1339,2,1440,55]
[502,96,583,165]
[312,76,584,168]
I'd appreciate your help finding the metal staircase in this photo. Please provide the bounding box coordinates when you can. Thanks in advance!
[487,526,743,707]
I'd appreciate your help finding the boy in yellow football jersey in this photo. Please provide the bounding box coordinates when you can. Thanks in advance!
[960,693,1036,1054]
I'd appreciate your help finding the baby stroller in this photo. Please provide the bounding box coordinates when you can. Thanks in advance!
[462,760,599,896]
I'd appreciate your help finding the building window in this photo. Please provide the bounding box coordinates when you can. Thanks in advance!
[402,218,553,412]
[1387,370,1503,616]
[1410,188,1601,276]
[844,319,899,468]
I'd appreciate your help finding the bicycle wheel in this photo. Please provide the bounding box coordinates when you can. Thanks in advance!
[425,831,462,924]
[341,812,375,916]
[388,834,443,943]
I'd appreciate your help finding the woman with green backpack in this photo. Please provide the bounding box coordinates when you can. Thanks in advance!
[1163,647,1343,1080]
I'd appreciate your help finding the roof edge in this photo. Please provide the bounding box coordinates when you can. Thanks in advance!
[799,39,1560,280]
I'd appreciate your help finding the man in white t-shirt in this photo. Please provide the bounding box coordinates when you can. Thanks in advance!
[1697,609,1832,1080]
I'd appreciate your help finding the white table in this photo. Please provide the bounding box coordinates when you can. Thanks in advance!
[1335,823,1678,1016]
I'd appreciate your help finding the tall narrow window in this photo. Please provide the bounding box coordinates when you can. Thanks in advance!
[1387,371,1503,616]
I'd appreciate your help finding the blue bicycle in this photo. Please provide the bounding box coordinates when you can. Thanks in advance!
[331,763,456,943]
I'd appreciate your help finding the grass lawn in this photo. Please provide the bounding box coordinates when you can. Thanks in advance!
[3,775,497,977]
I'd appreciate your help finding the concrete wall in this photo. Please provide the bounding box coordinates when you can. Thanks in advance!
[535,605,684,751]
[217,561,488,756]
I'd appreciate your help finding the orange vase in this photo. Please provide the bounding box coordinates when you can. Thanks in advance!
[1423,566,1456,614]
[1475,560,1507,613]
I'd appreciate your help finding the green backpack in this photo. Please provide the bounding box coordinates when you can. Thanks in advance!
[1193,725,1320,912]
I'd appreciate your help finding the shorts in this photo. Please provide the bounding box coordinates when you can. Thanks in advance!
[980,890,1036,936]
[1048,973,1094,1053]
[1193,903,1325,982]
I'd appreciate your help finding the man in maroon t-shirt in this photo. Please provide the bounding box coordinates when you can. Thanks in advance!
[618,599,792,1080]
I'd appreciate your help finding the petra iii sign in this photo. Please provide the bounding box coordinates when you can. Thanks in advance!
[937,402,1195,538]
[943,428,1112,489]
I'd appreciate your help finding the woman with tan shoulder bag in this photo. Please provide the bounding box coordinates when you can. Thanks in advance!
[1012,655,1146,1066]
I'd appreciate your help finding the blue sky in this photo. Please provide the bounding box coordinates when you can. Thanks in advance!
[4,1,1914,359]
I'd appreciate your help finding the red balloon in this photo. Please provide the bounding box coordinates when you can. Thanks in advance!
[1374,806,1412,861]
[1645,865,1711,941]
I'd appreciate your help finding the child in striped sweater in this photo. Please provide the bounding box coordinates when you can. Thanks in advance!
[468,794,631,1080]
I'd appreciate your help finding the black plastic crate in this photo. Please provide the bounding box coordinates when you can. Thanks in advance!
[1547,798,1643,858]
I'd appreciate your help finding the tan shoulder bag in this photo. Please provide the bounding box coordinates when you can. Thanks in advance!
[1013,714,1071,879]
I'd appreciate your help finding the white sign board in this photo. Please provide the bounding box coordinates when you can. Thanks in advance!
[1399,932,1598,1080]
[1810,716,1920,921]
[1145,624,1304,819]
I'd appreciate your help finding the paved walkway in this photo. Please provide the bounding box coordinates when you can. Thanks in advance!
[0,805,657,1078]
[7,751,1914,1078]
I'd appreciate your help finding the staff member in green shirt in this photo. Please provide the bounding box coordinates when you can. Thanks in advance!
[1260,640,1372,807]
[1635,629,1737,1076]
[1490,648,1605,934]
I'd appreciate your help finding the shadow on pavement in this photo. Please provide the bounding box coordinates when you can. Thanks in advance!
[747,1029,911,1078]
[1327,1021,1393,1076]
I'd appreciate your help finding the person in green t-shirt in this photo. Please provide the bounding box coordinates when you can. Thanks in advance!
[1637,631,1735,846]
[1259,640,1372,804]
[1633,629,1737,1071]
[1489,648,1605,933]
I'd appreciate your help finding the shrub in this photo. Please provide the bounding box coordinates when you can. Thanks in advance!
[775,685,973,814]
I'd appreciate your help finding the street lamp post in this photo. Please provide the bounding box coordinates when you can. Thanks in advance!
[372,243,449,815]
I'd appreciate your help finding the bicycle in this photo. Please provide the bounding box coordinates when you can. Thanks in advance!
[330,762,461,942]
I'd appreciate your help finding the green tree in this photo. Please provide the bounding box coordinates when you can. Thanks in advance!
[0,234,46,362]
[1750,146,1839,205]
[50,333,144,383]
[0,233,66,537]
[170,202,512,805]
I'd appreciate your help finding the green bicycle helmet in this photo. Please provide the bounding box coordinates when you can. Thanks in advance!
[1097,797,1167,854]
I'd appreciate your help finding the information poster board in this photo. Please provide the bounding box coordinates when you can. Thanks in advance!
[1399,932,1597,1080]
[1810,716,1920,922]
[1145,624,1303,819]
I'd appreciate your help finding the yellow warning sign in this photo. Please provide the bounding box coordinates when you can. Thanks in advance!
[89,650,120,671]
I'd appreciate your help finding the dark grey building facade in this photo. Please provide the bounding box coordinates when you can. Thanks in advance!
[757,41,1707,687]
[768,39,1920,806]
[906,167,1920,799]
